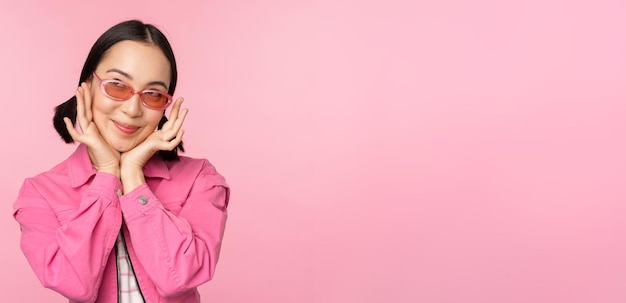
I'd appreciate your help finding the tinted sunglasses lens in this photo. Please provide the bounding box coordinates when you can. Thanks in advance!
[103,81,131,99]
[142,91,170,108]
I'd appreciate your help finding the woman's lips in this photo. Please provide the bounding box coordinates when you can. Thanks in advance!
[113,121,139,134]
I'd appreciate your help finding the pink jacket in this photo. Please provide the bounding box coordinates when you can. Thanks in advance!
[13,144,229,303]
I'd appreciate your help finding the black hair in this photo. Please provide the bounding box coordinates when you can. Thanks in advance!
[53,19,183,161]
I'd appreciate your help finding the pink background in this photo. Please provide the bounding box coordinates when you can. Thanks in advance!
[1,0,626,302]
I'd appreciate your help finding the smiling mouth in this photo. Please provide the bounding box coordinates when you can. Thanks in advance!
[113,121,139,134]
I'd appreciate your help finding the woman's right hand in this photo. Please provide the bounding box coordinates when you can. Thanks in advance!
[63,82,120,177]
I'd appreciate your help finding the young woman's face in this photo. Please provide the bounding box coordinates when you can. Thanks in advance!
[89,40,171,152]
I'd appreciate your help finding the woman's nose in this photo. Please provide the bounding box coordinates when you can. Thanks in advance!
[120,93,143,117]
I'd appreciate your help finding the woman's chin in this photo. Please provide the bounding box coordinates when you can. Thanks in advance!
[107,140,138,153]
[101,130,150,153]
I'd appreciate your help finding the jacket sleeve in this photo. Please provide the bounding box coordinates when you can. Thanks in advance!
[120,159,230,296]
[13,173,123,302]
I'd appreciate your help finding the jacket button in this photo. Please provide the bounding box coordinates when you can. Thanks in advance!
[138,196,148,205]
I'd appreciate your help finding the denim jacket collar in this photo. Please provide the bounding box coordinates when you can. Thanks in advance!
[68,144,171,188]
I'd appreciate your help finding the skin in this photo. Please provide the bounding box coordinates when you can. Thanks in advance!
[63,40,188,194]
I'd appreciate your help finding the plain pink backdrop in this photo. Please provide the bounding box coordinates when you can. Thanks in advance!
[1,0,626,302]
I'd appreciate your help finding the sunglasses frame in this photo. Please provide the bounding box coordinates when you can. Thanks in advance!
[91,72,173,110]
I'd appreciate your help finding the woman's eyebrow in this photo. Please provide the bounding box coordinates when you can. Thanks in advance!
[105,68,168,89]
[106,68,132,79]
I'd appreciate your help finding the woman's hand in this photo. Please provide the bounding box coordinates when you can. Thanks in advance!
[64,82,121,177]
[120,98,187,192]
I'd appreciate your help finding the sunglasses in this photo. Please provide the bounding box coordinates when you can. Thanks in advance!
[92,72,173,110]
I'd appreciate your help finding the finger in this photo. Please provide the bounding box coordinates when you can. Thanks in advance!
[160,129,184,151]
[171,107,188,133]
[165,98,184,129]
[82,82,93,122]
[160,108,187,141]
[63,117,83,142]
[75,86,88,133]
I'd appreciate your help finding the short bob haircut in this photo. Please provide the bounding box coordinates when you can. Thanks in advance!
[53,19,183,161]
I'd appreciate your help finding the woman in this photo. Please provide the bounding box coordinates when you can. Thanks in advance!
[13,20,230,303]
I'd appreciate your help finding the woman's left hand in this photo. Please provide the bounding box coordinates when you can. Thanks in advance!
[119,98,188,191]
